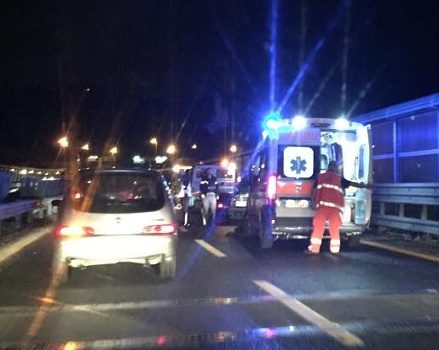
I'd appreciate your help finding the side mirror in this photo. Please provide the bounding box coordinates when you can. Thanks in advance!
[52,199,62,207]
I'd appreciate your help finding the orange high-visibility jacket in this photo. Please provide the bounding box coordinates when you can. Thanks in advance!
[314,171,345,212]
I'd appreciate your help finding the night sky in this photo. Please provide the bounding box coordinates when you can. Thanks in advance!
[1,0,438,167]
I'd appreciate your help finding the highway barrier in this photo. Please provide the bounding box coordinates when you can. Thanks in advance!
[372,183,439,236]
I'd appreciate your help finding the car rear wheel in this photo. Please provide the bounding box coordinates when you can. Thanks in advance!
[52,260,71,284]
[157,258,176,280]
[242,214,255,238]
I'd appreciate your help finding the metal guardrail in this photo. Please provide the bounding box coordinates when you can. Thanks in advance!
[0,199,42,235]
[372,183,439,236]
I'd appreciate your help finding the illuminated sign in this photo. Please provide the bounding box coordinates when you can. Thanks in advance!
[279,129,320,145]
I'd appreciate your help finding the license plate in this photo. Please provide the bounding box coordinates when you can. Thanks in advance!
[285,200,308,208]
[235,200,247,207]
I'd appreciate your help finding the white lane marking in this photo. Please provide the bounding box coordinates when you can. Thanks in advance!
[0,296,255,315]
[195,239,226,258]
[360,239,439,264]
[253,280,364,348]
[0,226,51,265]
[3,289,439,316]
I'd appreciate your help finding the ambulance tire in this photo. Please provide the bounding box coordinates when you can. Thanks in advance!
[259,206,273,249]
[347,235,361,250]
[242,214,255,238]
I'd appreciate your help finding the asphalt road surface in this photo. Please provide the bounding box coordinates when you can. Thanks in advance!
[0,223,438,350]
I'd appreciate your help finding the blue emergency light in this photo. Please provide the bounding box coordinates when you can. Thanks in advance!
[263,112,281,131]
[263,113,308,137]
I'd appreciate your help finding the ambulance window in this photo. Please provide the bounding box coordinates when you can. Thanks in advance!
[359,145,365,178]
[320,154,329,170]
[330,143,343,164]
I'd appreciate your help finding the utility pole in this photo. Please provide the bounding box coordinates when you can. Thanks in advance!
[341,0,351,114]
[298,0,307,113]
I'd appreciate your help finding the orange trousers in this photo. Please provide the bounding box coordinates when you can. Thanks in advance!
[309,206,342,254]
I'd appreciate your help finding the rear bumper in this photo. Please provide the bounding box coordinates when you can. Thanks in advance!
[228,207,247,220]
[54,235,177,268]
[272,217,365,240]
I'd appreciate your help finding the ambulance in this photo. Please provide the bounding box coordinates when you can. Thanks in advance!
[244,115,372,248]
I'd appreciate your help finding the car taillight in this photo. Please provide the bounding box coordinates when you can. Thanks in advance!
[267,175,277,200]
[143,224,175,236]
[56,225,94,238]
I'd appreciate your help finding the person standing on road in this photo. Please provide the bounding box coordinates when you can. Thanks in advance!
[200,168,218,226]
[181,169,192,227]
[308,160,370,254]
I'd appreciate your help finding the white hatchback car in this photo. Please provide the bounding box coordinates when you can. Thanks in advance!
[53,168,177,282]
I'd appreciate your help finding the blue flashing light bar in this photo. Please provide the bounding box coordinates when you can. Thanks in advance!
[263,113,308,137]
[263,112,281,130]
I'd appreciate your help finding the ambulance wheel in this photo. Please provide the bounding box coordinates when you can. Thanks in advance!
[259,206,273,249]
[347,235,361,250]
[242,215,254,238]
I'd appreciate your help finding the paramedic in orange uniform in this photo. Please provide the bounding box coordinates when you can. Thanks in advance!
[308,160,371,254]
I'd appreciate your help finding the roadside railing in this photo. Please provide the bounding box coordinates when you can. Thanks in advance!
[0,199,44,235]
[371,183,439,236]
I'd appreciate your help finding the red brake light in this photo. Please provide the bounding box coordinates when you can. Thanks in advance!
[267,175,277,200]
[56,225,94,238]
[143,224,175,236]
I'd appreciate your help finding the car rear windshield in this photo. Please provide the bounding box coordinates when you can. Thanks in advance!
[216,169,234,179]
[73,172,166,213]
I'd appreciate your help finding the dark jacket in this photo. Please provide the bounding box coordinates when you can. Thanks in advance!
[200,175,218,195]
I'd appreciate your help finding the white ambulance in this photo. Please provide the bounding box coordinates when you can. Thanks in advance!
[244,115,372,248]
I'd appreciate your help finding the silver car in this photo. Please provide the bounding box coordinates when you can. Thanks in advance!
[53,168,177,282]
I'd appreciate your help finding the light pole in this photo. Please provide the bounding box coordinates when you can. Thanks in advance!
[79,143,90,167]
[150,137,158,156]
[57,136,69,149]
[57,136,69,168]
[109,146,118,165]
[166,144,176,156]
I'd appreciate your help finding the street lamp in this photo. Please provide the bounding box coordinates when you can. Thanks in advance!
[191,144,197,150]
[221,157,230,168]
[109,146,118,166]
[166,144,176,155]
[57,136,69,169]
[81,143,90,151]
[150,137,158,156]
[230,144,237,153]
[57,136,69,149]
